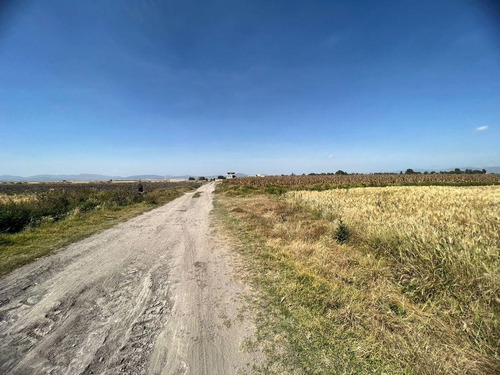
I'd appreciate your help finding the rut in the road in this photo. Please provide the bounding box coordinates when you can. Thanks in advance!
[0,184,258,375]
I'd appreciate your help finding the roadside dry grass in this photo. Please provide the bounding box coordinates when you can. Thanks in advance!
[0,186,194,276]
[215,185,499,374]
[0,194,37,204]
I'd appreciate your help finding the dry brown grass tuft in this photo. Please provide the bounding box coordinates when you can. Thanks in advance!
[0,194,37,204]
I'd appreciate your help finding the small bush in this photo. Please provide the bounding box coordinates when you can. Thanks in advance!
[240,185,257,193]
[34,191,71,220]
[79,200,99,212]
[334,218,349,244]
[144,191,160,204]
[0,203,32,233]
[265,185,287,195]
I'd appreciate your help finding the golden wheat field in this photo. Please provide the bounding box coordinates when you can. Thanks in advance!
[288,186,499,269]
[288,186,500,364]
[288,186,500,299]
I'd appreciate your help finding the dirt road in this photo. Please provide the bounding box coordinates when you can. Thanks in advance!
[0,183,257,374]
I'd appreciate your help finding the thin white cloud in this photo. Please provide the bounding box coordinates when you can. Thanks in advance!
[327,154,334,159]
[476,125,488,131]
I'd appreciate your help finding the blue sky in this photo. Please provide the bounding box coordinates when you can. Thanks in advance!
[0,0,499,176]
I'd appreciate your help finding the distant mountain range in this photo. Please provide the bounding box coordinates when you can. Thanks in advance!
[0,169,497,182]
[0,173,249,182]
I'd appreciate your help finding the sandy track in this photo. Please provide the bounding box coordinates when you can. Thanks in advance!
[0,183,257,374]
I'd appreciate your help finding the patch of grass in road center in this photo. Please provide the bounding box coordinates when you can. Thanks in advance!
[192,192,202,198]
[0,186,195,276]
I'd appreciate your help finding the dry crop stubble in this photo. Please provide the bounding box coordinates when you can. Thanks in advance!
[221,173,500,189]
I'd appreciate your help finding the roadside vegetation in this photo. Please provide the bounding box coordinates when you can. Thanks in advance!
[215,181,499,374]
[0,181,199,275]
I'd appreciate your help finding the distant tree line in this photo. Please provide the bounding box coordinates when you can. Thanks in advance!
[305,168,488,176]
[403,168,486,175]
[308,170,349,176]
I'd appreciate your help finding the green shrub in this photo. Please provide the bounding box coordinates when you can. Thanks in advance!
[334,218,349,244]
[0,203,32,233]
[265,185,287,195]
[240,185,257,193]
[79,200,99,212]
[34,191,71,220]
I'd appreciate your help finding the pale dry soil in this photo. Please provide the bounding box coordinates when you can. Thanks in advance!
[0,183,258,375]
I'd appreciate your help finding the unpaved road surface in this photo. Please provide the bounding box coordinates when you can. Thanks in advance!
[0,183,257,374]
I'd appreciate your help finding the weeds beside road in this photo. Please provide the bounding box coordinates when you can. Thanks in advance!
[0,182,199,275]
